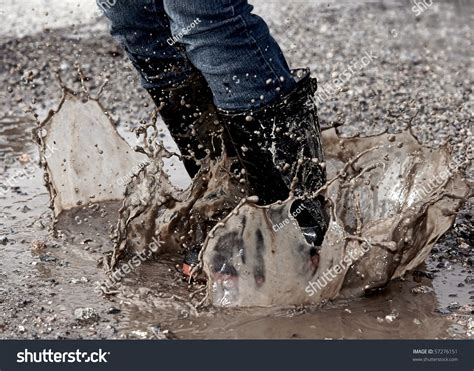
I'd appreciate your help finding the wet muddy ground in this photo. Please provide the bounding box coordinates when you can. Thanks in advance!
[0,0,472,339]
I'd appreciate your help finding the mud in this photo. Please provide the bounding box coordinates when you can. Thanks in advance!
[0,0,473,339]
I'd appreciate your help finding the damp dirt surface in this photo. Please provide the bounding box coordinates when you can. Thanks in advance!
[0,0,472,339]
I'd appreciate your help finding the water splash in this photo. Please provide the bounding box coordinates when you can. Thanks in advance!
[201,129,469,306]
[38,90,470,307]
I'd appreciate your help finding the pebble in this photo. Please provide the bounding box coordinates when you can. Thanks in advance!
[31,240,47,251]
[411,285,434,294]
[465,276,474,285]
[385,312,399,323]
[107,307,121,315]
[447,302,461,311]
[39,255,57,262]
[74,307,100,323]
[129,330,148,339]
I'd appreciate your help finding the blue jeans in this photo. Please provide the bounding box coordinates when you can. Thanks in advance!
[99,0,296,111]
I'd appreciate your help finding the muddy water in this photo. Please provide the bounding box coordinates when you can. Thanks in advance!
[1,100,471,340]
[1,0,473,339]
[123,270,452,339]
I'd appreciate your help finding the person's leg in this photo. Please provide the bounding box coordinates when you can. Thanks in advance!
[99,0,195,89]
[101,0,326,278]
[100,0,222,177]
[163,0,297,111]
[164,1,327,258]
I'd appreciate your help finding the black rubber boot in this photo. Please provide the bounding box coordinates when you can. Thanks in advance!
[147,73,226,277]
[147,73,223,178]
[219,68,328,246]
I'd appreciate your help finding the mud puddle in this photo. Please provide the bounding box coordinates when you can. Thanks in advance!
[7,87,470,339]
[1,110,471,339]
[118,270,452,339]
